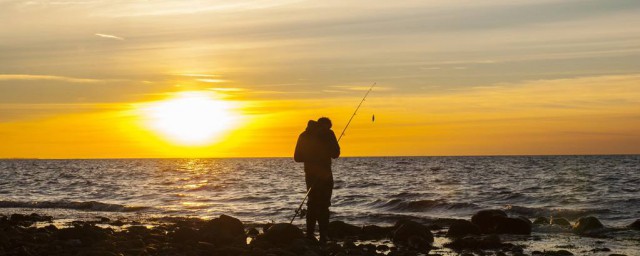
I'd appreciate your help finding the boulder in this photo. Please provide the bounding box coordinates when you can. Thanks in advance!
[200,214,246,245]
[328,221,361,239]
[471,210,531,234]
[392,219,433,251]
[446,220,480,237]
[262,223,304,246]
[495,216,532,235]
[628,219,640,230]
[550,217,571,227]
[533,217,550,225]
[360,225,391,240]
[573,216,604,235]
[471,209,508,233]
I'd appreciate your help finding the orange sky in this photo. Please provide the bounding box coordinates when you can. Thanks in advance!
[1,1,640,158]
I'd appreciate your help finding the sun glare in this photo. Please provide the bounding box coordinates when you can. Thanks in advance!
[141,91,238,146]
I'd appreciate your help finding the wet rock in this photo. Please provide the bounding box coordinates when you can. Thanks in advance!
[360,225,391,240]
[495,216,532,235]
[392,219,433,251]
[56,224,110,245]
[328,221,361,239]
[170,226,199,243]
[534,217,550,225]
[200,214,246,245]
[628,219,640,230]
[470,210,531,234]
[573,216,604,235]
[9,213,52,225]
[446,219,480,237]
[262,223,304,246]
[471,209,508,233]
[550,217,571,227]
[444,234,503,250]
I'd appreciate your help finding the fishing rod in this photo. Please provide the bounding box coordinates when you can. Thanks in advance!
[290,82,376,224]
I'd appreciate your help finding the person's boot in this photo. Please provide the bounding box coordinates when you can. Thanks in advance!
[306,209,316,239]
[318,208,330,243]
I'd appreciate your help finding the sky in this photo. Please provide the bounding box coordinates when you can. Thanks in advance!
[1,0,640,158]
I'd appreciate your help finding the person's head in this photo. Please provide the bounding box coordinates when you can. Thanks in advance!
[317,117,332,129]
[306,120,318,131]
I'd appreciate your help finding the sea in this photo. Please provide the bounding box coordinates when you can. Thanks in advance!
[1,156,638,228]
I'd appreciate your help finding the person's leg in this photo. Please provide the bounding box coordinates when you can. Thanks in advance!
[305,204,317,239]
[317,206,330,243]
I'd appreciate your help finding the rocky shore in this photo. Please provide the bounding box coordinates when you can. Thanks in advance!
[1,210,638,256]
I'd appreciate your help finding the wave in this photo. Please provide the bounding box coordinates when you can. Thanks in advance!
[374,199,480,212]
[0,200,149,212]
[505,205,611,220]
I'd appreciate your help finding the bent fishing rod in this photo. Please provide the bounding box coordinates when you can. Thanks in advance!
[290,82,376,224]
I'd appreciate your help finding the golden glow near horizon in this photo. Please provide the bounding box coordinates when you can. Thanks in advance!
[1,1,640,158]
[139,91,239,146]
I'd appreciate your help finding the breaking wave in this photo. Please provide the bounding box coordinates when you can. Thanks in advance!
[0,200,149,212]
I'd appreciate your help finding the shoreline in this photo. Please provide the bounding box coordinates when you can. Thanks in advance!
[1,210,638,256]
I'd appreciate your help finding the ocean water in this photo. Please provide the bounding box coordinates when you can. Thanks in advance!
[0,156,638,227]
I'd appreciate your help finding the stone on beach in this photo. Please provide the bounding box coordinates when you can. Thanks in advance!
[392,219,434,251]
[550,217,572,227]
[328,220,361,239]
[533,217,550,225]
[262,223,305,245]
[572,216,604,235]
[446,219,481,237]
[471,209,532,235]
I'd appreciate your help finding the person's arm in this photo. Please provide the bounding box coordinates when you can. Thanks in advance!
[329,131,340,158]
[294,134,306,162]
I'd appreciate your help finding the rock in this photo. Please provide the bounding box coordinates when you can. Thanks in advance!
[446,219,481,237]
[534,217,550,225]
[495,216,532,235]
[360,225,391,240]
[56,224,110,245]
[328,221,361,239]
[573,216,604,235]
[200,214,246,245]
[470,210,531,234]
[471,209,508,233]
[262,223,304,246]
[9,213,52,225]
[628,219,640,230]
[444,234,503,250]
[392,219,433,251]
[551,217,571,227]
[170,227,199,243]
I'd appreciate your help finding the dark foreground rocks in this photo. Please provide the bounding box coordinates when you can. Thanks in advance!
[0,214,439,256]
[471,209,532,235]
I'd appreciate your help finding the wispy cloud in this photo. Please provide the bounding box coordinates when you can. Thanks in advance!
[197,79,228,83]
[95,33,124,40]
[0,74,102,83]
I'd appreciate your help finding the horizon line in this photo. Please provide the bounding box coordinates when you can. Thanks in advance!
[1,153,638,160]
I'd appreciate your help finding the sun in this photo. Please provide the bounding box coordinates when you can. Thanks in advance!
[141,91,238,146]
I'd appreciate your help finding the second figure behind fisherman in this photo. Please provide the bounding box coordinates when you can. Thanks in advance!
[294,117,340,243]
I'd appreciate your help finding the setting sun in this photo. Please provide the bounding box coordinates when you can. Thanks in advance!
[140,91,239,146]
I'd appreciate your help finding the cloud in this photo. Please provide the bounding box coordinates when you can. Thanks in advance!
[95,33,124,40]
[0,74,102,83]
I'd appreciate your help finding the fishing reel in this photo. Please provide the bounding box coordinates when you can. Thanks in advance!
[295,207,308,219]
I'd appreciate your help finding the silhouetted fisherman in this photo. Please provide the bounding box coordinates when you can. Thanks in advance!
[294,117,340,242]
